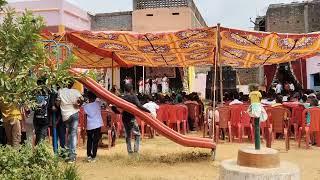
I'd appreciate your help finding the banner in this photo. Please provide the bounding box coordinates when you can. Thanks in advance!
[146,67,176,78]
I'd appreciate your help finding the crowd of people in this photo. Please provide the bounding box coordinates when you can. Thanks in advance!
[2,75,318,164]
[0,80,84,163]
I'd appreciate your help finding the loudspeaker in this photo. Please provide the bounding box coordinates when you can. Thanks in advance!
[206,66,237,99]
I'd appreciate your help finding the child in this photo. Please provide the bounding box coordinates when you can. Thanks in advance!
[248,84,267,150]
[143,95,159,118]
[83,91,103,162]
[249,84,263,120]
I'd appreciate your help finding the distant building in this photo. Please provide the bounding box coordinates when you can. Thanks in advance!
[2,0,91,32]
[254,0,320,91]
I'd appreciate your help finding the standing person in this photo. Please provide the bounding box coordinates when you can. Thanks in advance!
[23,107,34,143]
[124,76,132,85]
[111,84,150,154]
[58,81,83,163]
[161,74,169,94]
[284,81,290,94]
[51,89,66,151]
[275,81,282,94]
[0,102,22,148]
[151,77,158,94]
[145,78,151,95]
[83,91,103,163]
[33,79,51,145]
[289,82,295,92]
[138,78,144,94]
[0,111,7,145]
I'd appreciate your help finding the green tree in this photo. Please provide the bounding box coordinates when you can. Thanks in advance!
[0,4,75,107]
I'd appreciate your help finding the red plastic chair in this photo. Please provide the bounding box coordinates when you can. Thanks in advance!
[298,107,320,149]
[261,106,273,147]
[136,116,154,139]
[269,106,291,151]
[176,105,188,135]
[185,101,200,131]
[167,105,181,133]
[157,104,169,124]
[241,110,254,143]
[290,104,305,140]
[216,106,231,143]
[229,105,243,143]
[100,110,113,148]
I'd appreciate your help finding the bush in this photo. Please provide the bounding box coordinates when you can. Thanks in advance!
[0,142,80,180]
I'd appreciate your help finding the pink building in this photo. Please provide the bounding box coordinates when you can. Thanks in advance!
[3,0,91,33]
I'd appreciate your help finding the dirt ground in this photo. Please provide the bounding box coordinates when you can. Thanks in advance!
[76,136,320,180]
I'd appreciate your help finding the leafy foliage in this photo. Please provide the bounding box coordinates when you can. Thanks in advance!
[0,142,80,180]
[0,7,75,107]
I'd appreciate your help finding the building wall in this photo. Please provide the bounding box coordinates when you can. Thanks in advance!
[266,2,306,33]
[307,56,320,90]
[91,11,132,31]
[306,2,320,32]
[265,1,320,33]
[132,7,192,32]
[3,0,91,32]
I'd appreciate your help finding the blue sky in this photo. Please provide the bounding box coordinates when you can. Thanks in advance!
[8,0,300,30]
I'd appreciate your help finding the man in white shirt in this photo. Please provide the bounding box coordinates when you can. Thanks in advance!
[143,96,159,118]
[275,82,282,94]
[58,82,83,163]
[229,93,243,105]
[289,82,295,92]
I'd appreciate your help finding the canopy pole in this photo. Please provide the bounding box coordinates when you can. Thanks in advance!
[134,66,137,92]
[299,59,304,89]
[112,52,114,87]
[212,23,221,141]
[143,66,145,94]
[217,23,223,104]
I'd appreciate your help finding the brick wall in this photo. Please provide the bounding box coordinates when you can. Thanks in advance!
[266,2,306,33]
[91,11,133,31]
[307,1,320,32]
[236,68,261,85]
[265,1,320,33]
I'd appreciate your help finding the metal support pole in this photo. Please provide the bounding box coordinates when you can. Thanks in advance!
[254,118,261,150]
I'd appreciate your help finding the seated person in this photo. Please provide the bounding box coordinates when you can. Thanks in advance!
[271,95,283,107]
[229,93,243,105]
[143,96,159,118]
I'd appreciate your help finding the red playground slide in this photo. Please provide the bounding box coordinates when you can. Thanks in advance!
[71,70,216,156]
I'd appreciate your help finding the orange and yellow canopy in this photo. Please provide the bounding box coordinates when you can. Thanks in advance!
[43,26,320,68]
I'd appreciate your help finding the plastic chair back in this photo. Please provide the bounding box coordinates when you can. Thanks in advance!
[270,106,291,133]
[230,105,243,126]
[217,106,230,128]
[168,105,178,124]
[307,107,320,132]
[291,104,305,127]
[157,104,169,123]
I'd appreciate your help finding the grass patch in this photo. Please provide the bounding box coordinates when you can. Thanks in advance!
[101,151,211,166]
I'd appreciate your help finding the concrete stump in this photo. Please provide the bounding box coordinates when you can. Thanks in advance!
[219,147,300,180]
[237,147,280,168]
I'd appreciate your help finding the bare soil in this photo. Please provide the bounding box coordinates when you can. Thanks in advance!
[76,136,320,180]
